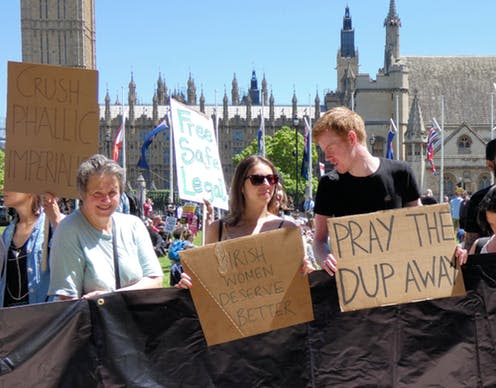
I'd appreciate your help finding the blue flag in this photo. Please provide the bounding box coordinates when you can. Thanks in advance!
[137,120,168,169]
[385,123,395,160]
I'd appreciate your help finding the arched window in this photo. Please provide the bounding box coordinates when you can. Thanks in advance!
[444,175,456,197]
[457,135,471,154]
[478,174,491,191]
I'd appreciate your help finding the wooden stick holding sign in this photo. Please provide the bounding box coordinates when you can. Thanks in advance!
[328,203,466,312]
[181,228,314,346]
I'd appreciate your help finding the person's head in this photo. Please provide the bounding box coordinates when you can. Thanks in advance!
[312,107,367,173]
[183,229,194,242]
[485,139,496,175]
[77,154,125,221]
[478,186,496,235]
[225,155,279,225]
[425,189,434,197]
[3,191,41,216]
[172,226,184,240]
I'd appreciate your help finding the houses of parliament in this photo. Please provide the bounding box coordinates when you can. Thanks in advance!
[17,0,496,199]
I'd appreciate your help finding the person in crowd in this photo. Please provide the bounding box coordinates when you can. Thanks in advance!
[310,107,467,276]
[143,197,154,218]
[459,190,470,231]
[177,155,314,288]
[1,192,64,307]
[467,186,496,256]
[169,227,196,286]
[464,139,496,251]
[450,187,464,232]
[49,154,163,300]
[420,188,438,205]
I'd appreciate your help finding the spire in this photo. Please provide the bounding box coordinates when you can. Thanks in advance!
[249,70,260,105]
[187,72,197,105]
[340,6,355,57]
[405,90,426,143]
[231,73,239,105]
[292,88,297,119]
[383,0,401,74]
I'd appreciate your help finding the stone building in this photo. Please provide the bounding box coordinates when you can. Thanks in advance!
[329,0,496,198]
[18,0,496,199]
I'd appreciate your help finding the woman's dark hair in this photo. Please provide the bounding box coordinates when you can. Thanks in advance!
[477,186,496,234]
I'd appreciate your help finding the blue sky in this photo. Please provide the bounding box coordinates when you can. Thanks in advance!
[1,0,496,120]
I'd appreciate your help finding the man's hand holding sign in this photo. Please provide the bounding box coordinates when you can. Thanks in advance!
[328,203,466,311]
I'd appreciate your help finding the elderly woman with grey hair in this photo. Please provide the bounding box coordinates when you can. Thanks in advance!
[49,154,163,300]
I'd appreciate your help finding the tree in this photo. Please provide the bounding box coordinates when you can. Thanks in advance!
[233,126,318,208]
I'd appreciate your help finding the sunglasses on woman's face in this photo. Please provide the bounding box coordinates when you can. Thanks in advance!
[245,174,279,186]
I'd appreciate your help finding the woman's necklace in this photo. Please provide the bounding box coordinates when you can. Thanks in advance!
[6,245,29,301]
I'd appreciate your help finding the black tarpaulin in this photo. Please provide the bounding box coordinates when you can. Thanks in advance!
[0,255,496,387]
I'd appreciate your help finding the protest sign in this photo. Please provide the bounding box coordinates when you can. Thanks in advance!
[164,216,177,234]
[181,227,314,346]
[170,99,228,209]
[5,61,99,198]
[328,203,466,312]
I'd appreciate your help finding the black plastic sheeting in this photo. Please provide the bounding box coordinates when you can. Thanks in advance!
[0,254,496,387]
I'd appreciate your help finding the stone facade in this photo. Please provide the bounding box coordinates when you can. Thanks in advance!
[21,0,96,69]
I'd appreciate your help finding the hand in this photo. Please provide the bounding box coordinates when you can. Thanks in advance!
[203,198,215,225]
[176,272,192,289]
[321,254,337,277]
[41,192,64,227]
[82,290,109,299]
[454,245,468,266]
[300,255,315,275]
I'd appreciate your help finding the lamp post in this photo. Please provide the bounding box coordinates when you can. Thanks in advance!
[136,174,146,219]
[293,116,300,211]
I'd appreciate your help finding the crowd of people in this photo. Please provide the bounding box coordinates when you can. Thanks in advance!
[3,106,496,308]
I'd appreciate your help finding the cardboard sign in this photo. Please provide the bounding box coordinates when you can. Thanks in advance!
[181,228,314,346]
[5,61,99,198]
[170,99,228,209]
[328,203,466,312]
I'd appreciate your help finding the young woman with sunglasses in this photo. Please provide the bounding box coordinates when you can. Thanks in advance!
[177,155,314,289]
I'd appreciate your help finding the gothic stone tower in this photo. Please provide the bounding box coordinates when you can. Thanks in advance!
[20,0,96,69]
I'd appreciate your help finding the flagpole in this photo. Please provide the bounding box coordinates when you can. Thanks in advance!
[432,117,442,202]
[440,95,445,202]
[308,96,312,199]
[261,92,265,157]
[121,87,126,183]
[395,93,400,160]
[168,109,174,205]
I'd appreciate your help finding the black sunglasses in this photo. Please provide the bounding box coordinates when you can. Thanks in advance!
[245,174,279,186]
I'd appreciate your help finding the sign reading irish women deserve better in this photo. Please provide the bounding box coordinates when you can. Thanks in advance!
[5,61,99,198]
[328,203,466,312]
[170,99,228,210]
[181,228,314,346]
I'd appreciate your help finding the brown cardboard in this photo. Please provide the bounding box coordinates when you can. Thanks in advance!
[181,227,314,346]
[5,61,99,198]
[328,203,466,312]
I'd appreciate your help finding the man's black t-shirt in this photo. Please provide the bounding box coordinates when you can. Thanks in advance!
[314,158,421,217]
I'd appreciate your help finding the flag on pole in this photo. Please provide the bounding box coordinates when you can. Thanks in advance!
[301,117,311,179]
[385,119,397,160]
[112,123,124,162]
[426,127,439,173]
[319,162,325,177]
[137,120,168,170]
[257,124,265,156]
